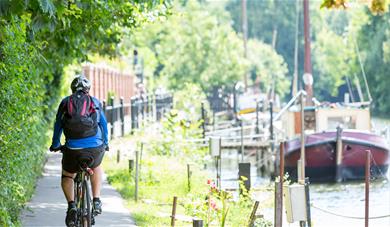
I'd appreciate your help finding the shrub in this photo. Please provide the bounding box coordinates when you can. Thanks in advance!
[0,18,50,226]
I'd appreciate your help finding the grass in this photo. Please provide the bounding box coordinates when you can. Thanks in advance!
[103,153,273,227]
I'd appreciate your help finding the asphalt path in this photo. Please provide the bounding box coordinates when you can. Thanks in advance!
[21,152,136,227]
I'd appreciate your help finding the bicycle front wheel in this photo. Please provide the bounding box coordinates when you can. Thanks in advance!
[81,180,92,227]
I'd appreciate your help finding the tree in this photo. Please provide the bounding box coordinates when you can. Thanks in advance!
[125,0,247,92]
[246,39,289,98]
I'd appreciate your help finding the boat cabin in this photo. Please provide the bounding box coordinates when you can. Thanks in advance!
[281,107,371,139]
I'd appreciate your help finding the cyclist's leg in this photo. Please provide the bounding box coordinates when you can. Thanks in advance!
[90,165,102,198]
[61,169,76,202]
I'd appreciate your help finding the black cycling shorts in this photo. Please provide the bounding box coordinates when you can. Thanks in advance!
[62,145,105,173]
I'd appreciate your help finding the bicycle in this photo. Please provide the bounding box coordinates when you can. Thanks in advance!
[58,146,98,227]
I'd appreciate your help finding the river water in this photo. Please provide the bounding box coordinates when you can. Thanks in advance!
[213,118,390,226]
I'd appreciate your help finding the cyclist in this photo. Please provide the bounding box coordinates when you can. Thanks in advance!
[49,75,109,226]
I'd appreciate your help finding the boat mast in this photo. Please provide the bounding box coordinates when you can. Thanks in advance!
[242,0,248,90]
[303,0,313,106]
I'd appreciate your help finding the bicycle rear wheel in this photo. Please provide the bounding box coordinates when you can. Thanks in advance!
[81,180,92,227]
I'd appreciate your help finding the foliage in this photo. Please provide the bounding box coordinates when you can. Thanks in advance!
[0,0,168,225]
[124,0,247,92]
[0,18,48,225]
[226,0,299,84]
[246,39,289,98]
[321,0,389,14]
[173,83,208,121]
[148,109,206,156]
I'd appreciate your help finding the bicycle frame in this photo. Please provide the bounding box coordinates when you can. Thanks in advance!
[74,164,95,227]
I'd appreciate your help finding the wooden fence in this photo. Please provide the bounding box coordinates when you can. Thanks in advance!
[82,64,135,102]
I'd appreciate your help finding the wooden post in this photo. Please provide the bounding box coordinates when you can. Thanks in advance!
[239,163,251,194]
[240,120,244,162]
[274,142,285,227]
[304,178,312,227]
[110,96,115,139]
[135,150,139,202]
[187,164,191,192]
[248,201,259,227]
[129,159,134,173]
[255,101,260,134]
[299,93,305,184]
[171,196,178,227]
[335,126,343,182]
[120,97,125,136]
[116,150,120,163]
[201,102,206,139]
[218,137,222,190]
[365,150,370,227]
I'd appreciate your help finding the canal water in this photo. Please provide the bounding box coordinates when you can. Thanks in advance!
[212,118,390,226]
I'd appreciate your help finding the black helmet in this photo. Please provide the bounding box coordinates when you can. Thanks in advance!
[71,75,91,93]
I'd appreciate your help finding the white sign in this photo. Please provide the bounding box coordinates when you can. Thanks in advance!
[209,137,220,157]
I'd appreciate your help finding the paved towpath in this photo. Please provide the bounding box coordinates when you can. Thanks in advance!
[21,152,136,227]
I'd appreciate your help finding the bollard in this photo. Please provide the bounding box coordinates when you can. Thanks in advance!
[238,163,251,195]
[193,219,203,227]
[171,196,177,227]
[129,159,134,173]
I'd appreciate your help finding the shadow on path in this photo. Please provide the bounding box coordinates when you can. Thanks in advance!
[21,152,136,227]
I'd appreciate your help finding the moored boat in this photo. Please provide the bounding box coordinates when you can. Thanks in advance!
[285,129,389,182]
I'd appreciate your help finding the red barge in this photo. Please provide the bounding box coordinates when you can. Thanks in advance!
[281,107,389,182]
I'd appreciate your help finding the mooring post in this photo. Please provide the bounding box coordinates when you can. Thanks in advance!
[238,163,251,195]
[299,92,305,184]
[193,219,203,227]
[128,159,134,173]
[304,177,312,227]
[255,100,260,134]
[201,101,206,140]
[335,126,343,182]
[135,150,139,202]
[365,150,371,227]
[218,137,222,191]
[248,201,260,227]
[187,164,191,192]
[274,142,284,227]
[116,150,120,163]
[171,196,178,227]
[240,120,244,162]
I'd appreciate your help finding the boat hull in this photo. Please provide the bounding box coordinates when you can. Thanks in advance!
[285,130,389,182]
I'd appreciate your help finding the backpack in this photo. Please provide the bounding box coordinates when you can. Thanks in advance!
[61,91,99,139]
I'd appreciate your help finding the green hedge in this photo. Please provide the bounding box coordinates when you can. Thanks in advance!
[0,18,50,226]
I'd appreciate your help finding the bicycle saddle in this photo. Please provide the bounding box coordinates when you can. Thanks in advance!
[78,156,94,169]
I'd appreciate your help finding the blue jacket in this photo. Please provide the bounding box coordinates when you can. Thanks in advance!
[51,95,109,149]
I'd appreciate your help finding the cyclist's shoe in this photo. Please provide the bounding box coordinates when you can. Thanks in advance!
[65,207,77,227]
[93,198,102,215]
